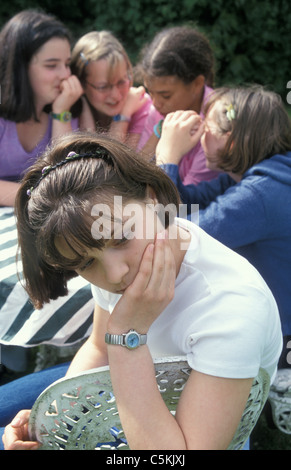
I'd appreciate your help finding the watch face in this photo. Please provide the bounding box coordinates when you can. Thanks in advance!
[126,332,140,349]
[61,111,72,122]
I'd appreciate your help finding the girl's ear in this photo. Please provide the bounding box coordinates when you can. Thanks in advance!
[146,185,158,204]
[191,74,205,93]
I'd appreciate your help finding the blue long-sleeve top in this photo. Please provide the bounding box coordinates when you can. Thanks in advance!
[161,152,291,336]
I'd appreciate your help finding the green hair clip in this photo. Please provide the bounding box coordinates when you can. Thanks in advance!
[226,103,236,121]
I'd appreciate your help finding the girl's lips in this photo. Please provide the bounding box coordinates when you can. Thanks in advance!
[105,100,121,107]
[116,284,129,294]
[105,103,122,114]
[115,289,125,295]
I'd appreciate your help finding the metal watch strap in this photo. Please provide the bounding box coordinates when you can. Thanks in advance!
[105,329,147,350]
[105,334,124,346]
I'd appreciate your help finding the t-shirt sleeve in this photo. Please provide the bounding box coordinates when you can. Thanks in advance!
[183,284,280,379]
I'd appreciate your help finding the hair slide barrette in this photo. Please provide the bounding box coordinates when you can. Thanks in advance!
[226,103,236,121]
[26,150,110,197]
[66,151,79,159]
[80,52,89,67]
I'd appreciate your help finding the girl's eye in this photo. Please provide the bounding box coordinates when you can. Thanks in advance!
[112,236,130,247]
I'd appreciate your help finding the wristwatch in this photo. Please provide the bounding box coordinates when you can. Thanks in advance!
[51,111,72,122]
[105,329,147,350]
[112,114,130,122]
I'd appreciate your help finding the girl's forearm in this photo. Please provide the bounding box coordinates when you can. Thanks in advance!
[0,180,20,206]
[66,336,108,377]
[107,344,186,450]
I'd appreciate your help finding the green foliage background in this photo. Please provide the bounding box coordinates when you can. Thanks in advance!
[0,0,290,100]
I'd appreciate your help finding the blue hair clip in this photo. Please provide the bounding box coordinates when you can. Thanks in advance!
[80,52,89,67]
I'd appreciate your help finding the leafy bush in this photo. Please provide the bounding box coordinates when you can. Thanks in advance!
[1,0,290,100]
[88,0,291,99]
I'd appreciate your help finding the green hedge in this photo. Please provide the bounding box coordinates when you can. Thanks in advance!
[87,0,291,100]
[1,0,290,100]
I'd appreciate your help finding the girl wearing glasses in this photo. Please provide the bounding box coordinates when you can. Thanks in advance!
[71,31,151,149]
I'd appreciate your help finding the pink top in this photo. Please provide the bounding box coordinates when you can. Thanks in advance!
[128,93,152,136]
[137,86,220,185]
[0,116,79,182]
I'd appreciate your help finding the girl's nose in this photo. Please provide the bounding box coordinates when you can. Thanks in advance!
[151,95,163,114]
[60,64,71,80]
[109,84,123,101]
[103,250,129,285]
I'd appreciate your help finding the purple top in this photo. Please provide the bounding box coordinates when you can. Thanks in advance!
[0,116,79,182]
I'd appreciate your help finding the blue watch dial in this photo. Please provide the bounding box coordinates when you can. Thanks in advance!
[126,332,140,349]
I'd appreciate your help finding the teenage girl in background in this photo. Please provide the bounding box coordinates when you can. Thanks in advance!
[136,25,220,184]
[0,10,83,206]
[71,31,151,149]
[156,85,290,367]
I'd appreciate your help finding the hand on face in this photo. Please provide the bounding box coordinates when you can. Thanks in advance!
[156,110,205,165]
[107,230,176,334]
[52,75,84,114]
[121,86,149,118]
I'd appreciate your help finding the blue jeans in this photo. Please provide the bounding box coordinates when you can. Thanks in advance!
[0,362,69,450]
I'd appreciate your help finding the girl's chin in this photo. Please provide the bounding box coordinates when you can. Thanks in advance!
[104,102,126,116]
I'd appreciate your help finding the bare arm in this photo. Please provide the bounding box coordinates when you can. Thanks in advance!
[108,346,253,449]
[0,180,20,207]
[3,303,110,449]
[106,232,253,450]
[78,96,96,131]
[109,87,148,147]
[51,75,83,137]
[156,110,204,166]
[65,303,109,377]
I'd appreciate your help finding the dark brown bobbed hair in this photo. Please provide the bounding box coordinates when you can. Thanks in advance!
[204,85,291,175]
[15,131,181,308]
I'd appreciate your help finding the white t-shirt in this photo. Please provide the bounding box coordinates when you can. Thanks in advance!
[91,218,282,383]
